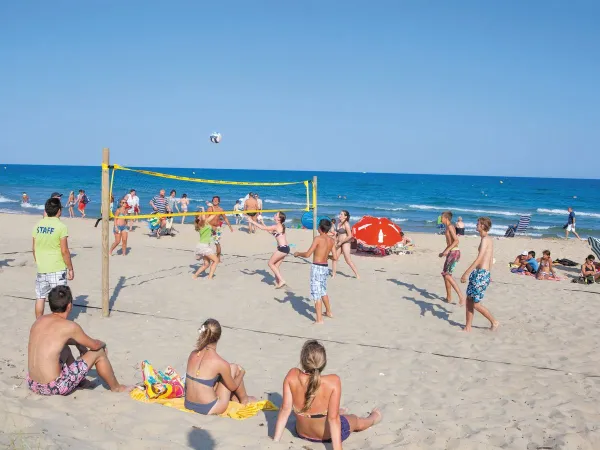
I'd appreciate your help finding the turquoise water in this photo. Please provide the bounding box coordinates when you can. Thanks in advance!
[1,164,599,238]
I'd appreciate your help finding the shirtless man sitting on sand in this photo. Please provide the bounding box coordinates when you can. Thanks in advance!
[27,285,130,395]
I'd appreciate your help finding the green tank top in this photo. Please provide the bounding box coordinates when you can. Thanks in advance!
[199,225,212,244]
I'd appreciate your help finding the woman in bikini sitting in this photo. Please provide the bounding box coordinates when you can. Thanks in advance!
[332,210,360,279]
[184,319,255,415]
[247,211,290,288]
[536,250,557,280]
[109,199,129,256]
[273,340,381,447]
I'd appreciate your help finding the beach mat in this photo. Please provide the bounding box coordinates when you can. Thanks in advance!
[130,388,278,419]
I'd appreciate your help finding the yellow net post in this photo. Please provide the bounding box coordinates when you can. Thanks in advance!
[101,149,110,317]
[312,176,317,237]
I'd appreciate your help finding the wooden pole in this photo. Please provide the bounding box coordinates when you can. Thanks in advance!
[312,176,318,237]
[101,148,110,317]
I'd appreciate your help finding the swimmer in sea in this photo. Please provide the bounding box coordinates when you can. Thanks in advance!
[22,192,30,205]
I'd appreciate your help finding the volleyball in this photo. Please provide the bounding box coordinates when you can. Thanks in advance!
[210,132,222,144]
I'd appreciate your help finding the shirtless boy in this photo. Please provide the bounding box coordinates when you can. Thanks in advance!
[439,211,465,305]
[244,193,259,234]
[207,196,234,261]
[294,219,338,324]
[460,217,499,332]
[27,286,130,395]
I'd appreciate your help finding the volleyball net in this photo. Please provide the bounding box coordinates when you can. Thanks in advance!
[107,164,313,220]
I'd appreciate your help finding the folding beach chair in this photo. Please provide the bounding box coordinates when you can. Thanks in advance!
[505,215,530,237]
[589,237,600,260]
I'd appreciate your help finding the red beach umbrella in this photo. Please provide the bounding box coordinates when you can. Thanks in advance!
[352,216,403,248]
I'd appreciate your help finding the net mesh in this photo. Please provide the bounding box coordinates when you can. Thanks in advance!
[109,164,311,220]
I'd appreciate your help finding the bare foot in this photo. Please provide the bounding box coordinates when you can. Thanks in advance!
[275,281,287,289]
[458,298,466,306]
[368,408,383,426]
[112,384,134,393]
[460,327,472,332]
[192,274,199,279]
[324,311,334,318]
[355,274,361,280]
[490,321,500,331]
[443,297,455,304]
[313,320,324,325]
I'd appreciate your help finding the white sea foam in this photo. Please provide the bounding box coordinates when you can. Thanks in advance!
[0,208,19,214]
[264,199,306,206]
[409,204,524,217]
[391,218,408,223]
[0,195,18,203]
[21,202,44,210]
[537,208,600,219]
[374,206,406,212]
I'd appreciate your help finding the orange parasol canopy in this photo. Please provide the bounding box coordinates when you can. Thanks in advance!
[352,216,403,248]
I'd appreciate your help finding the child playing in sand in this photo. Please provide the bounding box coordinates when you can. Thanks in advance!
[536,250,557,280]
[578,255,600,284]
[294,219,338,324]
[193,213,219,280]
[439,211,465,305]
[460,217,499,332]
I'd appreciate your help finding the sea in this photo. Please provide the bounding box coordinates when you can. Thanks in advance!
[1,164,599,239]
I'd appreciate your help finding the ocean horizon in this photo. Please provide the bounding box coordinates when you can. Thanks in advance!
[1,164,599,239]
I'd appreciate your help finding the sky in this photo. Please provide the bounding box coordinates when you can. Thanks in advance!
[0,1,599,178]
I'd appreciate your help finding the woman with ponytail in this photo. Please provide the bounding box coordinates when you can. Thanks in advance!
[184,319,256,415]
[332,210,360,279]
[273,340,381,447]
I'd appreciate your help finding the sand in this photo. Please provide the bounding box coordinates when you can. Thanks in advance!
[1,213,599,449]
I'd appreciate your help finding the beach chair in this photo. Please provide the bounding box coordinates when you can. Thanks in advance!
[505,215,530,237]
[589,237,600,260]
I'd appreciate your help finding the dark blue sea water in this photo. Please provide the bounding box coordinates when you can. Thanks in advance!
[1,164,599,238]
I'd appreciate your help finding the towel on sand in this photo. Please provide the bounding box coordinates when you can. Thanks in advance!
[130,388,278,419]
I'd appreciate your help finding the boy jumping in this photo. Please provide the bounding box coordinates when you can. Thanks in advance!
[439,211,465,305]
[460,217,499,332]
[294,219,338,324]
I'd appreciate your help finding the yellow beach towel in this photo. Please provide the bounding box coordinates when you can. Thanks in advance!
[130,388,278,420]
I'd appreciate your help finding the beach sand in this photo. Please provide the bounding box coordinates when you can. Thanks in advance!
[1,213,599,449]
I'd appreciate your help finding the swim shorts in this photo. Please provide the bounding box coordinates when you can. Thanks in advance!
[195,243,215,258]
[298,415,351,443]
[211,227,222,245]
[27,359,89,396]
[310,263,329,301]
[466,269,491,303]
[441,250,460,276]
[35,270,68,299]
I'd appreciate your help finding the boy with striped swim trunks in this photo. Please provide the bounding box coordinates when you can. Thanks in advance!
[460,217,499,332]
[294,219,338,324]
[32,198,74,318]
[439,211,465,305]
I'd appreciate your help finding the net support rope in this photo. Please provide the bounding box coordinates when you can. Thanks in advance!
[104,164,312,219]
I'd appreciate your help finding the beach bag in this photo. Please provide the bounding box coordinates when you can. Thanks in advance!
[82,194,90,205]
[141,360,184,399]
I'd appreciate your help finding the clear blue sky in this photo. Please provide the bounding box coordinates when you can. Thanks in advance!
[1,1,598,178]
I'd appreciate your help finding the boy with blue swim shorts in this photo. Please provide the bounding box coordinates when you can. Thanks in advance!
[294,219,338,324]
[460,217,499,332]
